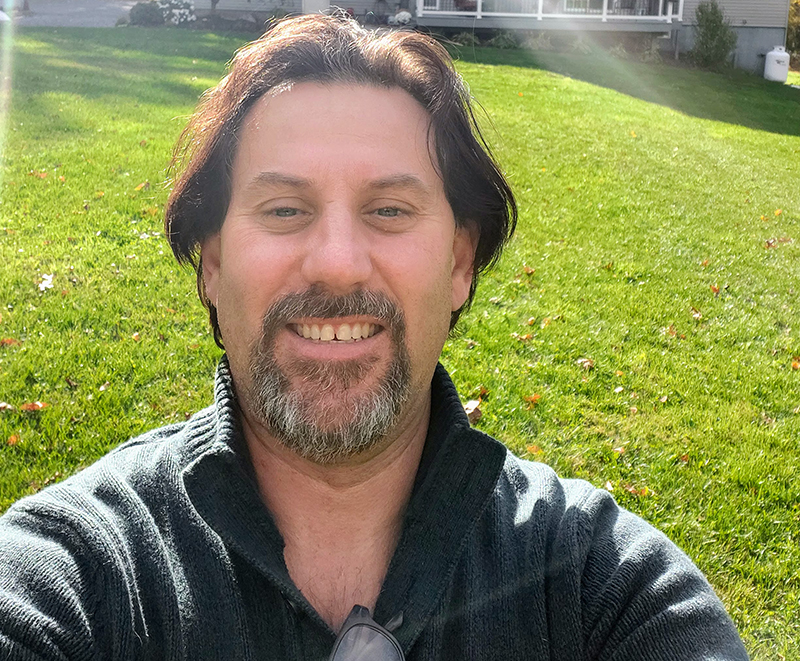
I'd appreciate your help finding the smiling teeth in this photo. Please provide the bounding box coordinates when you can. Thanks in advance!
[297,323,377,342]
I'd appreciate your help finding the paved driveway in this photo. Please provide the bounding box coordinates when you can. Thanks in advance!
[13,0,137,28]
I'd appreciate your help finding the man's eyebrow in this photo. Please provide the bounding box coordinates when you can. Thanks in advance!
[244,171,311,191]
[368,174,433,195]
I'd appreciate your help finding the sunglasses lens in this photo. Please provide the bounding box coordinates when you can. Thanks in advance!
[331,624,404,661]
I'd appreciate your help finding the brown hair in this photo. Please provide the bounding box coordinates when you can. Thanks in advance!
[165,12,516,348]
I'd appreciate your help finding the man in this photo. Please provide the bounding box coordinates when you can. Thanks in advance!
[0,13,748,660]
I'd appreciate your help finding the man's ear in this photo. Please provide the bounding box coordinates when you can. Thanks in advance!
[201,233,222,307]
[451,223,478,312]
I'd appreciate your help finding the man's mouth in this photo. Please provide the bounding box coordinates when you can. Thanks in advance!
[291,322,382,342]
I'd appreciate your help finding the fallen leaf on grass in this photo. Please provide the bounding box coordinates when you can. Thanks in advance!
[522,265,535,275]
[95,191,104,198]
[526,317,536,326]
[760,215,767,221]
[139,139,147,147]
[629,406,638,415]
[604,481,614,492]
[524,393,541,408]
[19,401,48,412]
[624,484,650,497]
[775,209,783,216]
[615,370,624,377]
[0,402,14,411]
[135,181,150,192]
[28,170,47,179]
[576,357,594,370]
[792,358,800,371]
[99,382,110,391]
[541,317,551,328]
[612,446,626,456]
[6,435,20,446]
[679,454,690,463]
[142,206,159,217]
[710,284,720,295]
[65,377,79,389]
[659,395,669,404]
[510,333,533,342]
[58,175,65,183]
[700,259,710,267]
[691,307,702,320]
[614,386,624,393]
[478,386,489,399]
[463,400,482,424]
[0,338,21,347]
[526,445,542,455]
[132,332,141,341]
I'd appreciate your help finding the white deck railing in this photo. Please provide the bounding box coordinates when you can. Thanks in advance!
[416,0,684,23]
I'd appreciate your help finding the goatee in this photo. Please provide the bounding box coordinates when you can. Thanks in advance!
[247,287,411,464]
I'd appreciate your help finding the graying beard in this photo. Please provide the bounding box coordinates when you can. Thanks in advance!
[248,288,411,464]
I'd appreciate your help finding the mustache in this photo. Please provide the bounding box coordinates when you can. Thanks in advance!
[258,286,406,344]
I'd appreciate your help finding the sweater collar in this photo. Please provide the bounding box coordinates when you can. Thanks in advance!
[183,357,507,645]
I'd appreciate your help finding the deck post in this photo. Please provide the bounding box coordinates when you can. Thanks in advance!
[416,0,423,17]
[677,0,684,21]
[666,0,672,23]
[602,0,608,22]
[477,0,482,18]
[537,0,543,20]
[658,0,663,19]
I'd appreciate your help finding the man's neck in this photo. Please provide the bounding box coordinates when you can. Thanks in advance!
[240,396,431,632]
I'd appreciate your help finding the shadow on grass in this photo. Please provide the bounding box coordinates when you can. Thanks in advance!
[12,27,251,108]
[453,47,800,138]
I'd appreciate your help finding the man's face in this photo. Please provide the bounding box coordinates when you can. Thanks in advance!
[201,83,475,463]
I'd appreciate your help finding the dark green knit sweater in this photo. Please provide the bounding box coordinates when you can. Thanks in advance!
[0,360,748,660]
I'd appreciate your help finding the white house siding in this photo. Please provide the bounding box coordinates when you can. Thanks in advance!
[681,0,790,28]
[194,0,302,14]
[194,0,394,17]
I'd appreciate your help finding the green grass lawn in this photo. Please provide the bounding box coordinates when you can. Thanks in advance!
[1,28,799,658]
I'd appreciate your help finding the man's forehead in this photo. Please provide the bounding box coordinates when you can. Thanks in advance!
[230,83,442,190]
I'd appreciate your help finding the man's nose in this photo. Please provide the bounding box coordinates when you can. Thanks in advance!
[300,208,373,294]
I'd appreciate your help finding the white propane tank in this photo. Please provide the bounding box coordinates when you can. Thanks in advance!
[764,46,790,83]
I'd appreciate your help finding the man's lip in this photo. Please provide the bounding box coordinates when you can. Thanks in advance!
[286,318,384,343]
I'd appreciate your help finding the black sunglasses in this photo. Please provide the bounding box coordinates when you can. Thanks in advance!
[328,605,405,661]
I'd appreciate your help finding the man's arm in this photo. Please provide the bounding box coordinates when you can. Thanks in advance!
[0,499,117,660]
[561,483,750,660]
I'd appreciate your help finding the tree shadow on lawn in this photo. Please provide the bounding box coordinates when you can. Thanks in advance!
[12,27,250,109]
[455,47,800,138]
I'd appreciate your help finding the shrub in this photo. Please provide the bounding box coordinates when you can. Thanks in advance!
[789,0,800,56]
[157,0,197,26]
[486,30,519,50]
[690,0,737,69]
[640,36,662,64]
[608,42,629,60]
[525,33,554,52]
[569,35,593,55]
[129,1,164,26]
[450,31,481,48]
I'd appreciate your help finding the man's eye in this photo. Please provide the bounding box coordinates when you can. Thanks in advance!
[375,207,401,217]
[272,207,299,217]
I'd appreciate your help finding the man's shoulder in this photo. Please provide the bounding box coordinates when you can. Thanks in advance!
[496,450,611,515]
[493,449,681,566]
[2,405,220,527]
